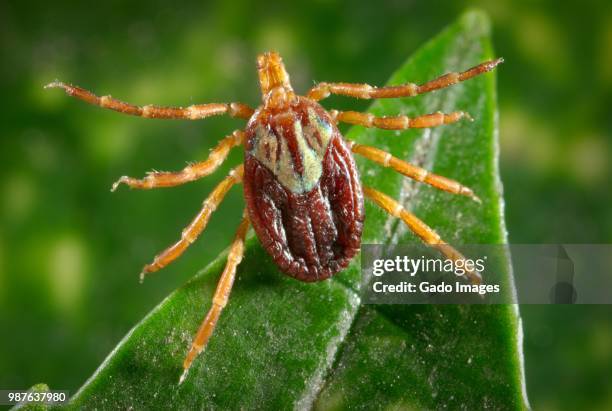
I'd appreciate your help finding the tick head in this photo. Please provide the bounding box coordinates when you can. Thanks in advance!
[257,51,296,110]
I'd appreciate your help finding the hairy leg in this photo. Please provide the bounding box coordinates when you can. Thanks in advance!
[45,81,254,119]
[330,109,471,129]
[349,142,479,202]
[307,58,503,101]
[179,211,250,384]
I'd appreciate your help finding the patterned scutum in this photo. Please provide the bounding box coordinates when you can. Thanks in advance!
[244,97,364,281]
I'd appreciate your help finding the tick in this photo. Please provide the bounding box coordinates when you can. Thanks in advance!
[45,51,502,383]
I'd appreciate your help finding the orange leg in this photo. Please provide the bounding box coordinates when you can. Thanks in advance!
[179,211,250,384]
[350,142,479,202]
[140,165,243,282]
[330,109,471,129]
[111,130,245,191]
[308,58,503,101]
[363,186,482,284]
[44,81,254,120]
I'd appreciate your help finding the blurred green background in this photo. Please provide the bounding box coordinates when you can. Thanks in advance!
[0,1,610,410]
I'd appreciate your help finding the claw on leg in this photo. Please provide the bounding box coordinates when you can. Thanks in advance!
[111,176,130,192]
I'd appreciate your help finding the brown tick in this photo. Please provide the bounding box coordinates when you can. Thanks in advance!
[45,51,502,383]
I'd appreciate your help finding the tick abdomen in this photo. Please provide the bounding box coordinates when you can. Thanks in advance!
[244,97,364,281]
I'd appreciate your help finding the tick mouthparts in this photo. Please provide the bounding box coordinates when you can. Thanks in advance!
[257,51,293,96]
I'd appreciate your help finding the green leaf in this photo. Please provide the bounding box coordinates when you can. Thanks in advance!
[67,10,527,410]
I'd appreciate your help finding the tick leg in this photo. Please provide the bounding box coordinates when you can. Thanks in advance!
[330,109,471,129]
[307,58,502,101]
[44,81,254,120]
[179,211,250,384]
[363,186,482,284]
[111,130,245,191]
[350,142,479,202]
[140,165,243,281]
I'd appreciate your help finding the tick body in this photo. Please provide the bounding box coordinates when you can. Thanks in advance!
[244,95,364,282]
[46,51,502,383]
